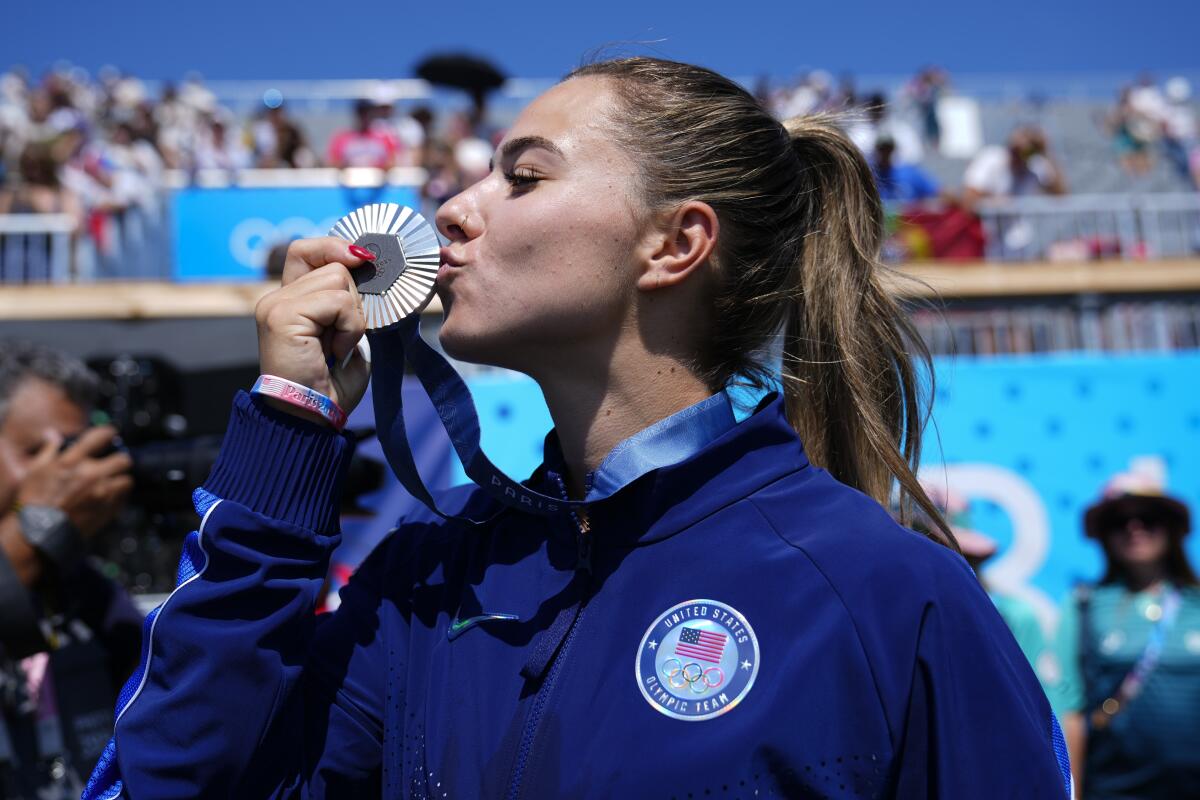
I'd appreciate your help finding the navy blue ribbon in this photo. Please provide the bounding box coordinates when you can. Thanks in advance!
[367,317,736,523]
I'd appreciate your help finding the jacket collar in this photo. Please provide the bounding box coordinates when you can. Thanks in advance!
[539,393,810,547]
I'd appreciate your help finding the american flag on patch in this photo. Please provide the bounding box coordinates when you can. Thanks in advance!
[674,627,727,664]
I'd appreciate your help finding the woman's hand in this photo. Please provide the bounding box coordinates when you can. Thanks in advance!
[254,237,374,425]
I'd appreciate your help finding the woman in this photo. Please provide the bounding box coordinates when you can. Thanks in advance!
[0,140,84,282]
[84,58,1068,799]
[1054,472,1200,799]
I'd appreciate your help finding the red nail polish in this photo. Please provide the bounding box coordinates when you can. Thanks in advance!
[349,245,376,261]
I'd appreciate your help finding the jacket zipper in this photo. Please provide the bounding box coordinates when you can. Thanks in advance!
[506,484,592,800]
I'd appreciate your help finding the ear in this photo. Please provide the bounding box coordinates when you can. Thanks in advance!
[636,201,718,292]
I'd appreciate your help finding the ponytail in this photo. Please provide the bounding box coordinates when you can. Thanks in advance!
[782,115,955,549]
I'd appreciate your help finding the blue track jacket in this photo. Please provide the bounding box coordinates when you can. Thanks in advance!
[85,391,1071,799]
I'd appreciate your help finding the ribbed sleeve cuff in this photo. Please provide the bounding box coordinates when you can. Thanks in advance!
[203,391,354,533]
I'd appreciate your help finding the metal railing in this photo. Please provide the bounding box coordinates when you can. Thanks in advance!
[976,193,1200,262]
[0,203,173,283]
[0,214,74,282]
[2,189,1199,284]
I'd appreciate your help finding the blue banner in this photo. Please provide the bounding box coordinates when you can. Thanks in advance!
[171,185,420,281]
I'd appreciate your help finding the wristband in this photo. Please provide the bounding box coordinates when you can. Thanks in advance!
[251,375,348,430]
[17,505,83,571]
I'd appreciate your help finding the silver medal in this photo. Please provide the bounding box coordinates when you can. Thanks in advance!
[329,203,440,329]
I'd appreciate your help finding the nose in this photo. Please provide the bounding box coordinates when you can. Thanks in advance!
[1120,515,1157,538]
[435,192,480,244]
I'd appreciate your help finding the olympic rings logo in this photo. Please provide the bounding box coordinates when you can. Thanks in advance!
[660,658,725,693]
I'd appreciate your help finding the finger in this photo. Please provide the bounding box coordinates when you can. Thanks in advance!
[61,426,117,465]
[277,265,364,364]
[94,474,134,503]
[89,450,134,479]
[28,430,64,469]
[328,302,367,365]
[276,262,357,300]
[275,289,364,338]
[281,237,371,287]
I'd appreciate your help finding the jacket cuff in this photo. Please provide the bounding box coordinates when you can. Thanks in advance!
[203,391,353,533]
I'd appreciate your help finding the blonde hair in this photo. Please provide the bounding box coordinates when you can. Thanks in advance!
[569,57,955,548]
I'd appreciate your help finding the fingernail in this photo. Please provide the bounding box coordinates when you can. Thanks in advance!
[349,245,376,261]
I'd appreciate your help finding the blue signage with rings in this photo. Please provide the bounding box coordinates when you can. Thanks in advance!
[636,599,760,722]
[171,183,421,282]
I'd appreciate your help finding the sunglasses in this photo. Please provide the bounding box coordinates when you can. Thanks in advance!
[1098,510,1170,535]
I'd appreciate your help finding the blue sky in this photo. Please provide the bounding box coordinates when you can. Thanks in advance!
[4,0,1198,82]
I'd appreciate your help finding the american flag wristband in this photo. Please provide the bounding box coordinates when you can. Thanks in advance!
[251,375,348,431]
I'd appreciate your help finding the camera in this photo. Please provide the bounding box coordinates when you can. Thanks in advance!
[81,355,383,594]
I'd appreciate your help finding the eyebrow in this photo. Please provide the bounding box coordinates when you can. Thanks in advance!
[490,135,565,171]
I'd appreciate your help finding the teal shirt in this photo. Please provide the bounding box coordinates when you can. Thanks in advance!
[1052,583,1200,799]
[989,591,1054,689]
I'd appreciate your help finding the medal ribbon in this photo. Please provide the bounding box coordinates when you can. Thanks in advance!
[366,317,736,523]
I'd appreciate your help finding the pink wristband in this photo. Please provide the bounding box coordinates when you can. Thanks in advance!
[251,375,348,431]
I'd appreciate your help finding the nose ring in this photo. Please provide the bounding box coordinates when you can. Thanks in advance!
[459,213,470,229]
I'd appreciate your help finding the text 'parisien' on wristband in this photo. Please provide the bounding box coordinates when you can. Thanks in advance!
[251,375,348,431]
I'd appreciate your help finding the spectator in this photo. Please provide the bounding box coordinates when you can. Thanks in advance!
[1104,86,1158,177]
[869,135,939,204]
[420,138,465,213]
[366,88,423,168]
[1160,77,1198,189]
[326,99,398,170]
[963,126,1067,205]
[191,114,250,172]
[251,103,315,169]
[445,111,493,185]
[407,105,435,163]
[0,141,84,281]
[152,83,196,170]
[1052,468,1200,799]
[103,122,164,216]
[847,91,924,165]
[0,342,142,799]
[772,70,836,118]
[0,141,83,224]
[907,66,948,149]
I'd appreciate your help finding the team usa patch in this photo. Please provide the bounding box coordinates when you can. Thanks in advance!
[636,599,759,722]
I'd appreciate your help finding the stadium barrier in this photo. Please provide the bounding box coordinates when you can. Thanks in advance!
[976,193,1200,262]
[0,201,172,283]
[0,213,74,282]
[2,188,1199,283]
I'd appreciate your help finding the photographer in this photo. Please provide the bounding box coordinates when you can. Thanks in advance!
[0,341,142,799]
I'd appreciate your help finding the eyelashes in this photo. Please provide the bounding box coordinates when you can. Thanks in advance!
[503,168,541,189]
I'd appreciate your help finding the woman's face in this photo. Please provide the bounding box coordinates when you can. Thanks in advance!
[1104,512,1171,570]
[434,77,647,374]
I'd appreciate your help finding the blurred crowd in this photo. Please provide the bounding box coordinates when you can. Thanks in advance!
[755,67,1198,260]
[760,66,1199,196]
[0,66,499,237]
[1102,75,1199,184]
[0,63,1197,271]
